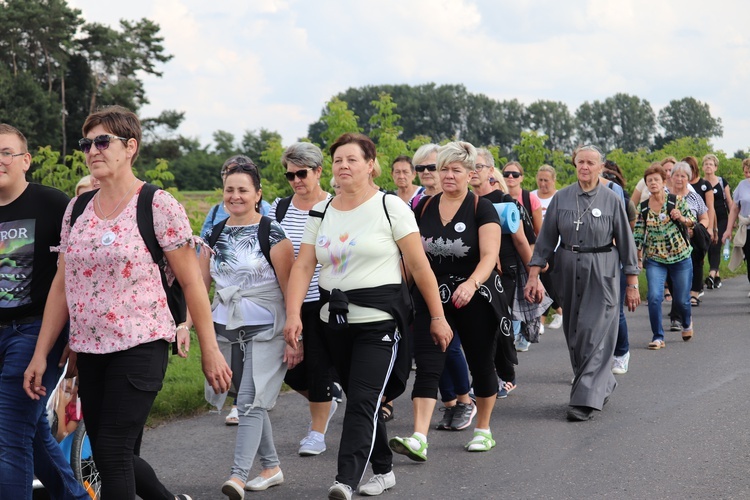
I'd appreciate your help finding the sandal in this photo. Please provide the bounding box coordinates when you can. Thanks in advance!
[682,322,693,341]
[647,339,666,350]
[690,296,700,307]
[465,430,496,452]
[389,433,428,462]
[379,401,394,422]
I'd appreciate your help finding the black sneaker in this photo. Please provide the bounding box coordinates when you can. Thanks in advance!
[450,402,477,431]
[704,276,714,289]
[435,406,455,430]
[331,382,343,403]
[714,276,722,288]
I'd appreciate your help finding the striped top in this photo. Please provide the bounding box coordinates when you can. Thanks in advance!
[269,195,331,302]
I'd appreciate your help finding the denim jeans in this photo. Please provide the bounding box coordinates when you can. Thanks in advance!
[645,258,692,342]
[614,268,630,357]
[0,320,88,500]
[437,332,470,402]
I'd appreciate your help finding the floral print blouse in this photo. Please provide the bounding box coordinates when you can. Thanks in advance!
[57,186,194,354]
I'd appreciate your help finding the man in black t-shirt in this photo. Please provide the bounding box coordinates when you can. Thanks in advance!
[0,124,88,498]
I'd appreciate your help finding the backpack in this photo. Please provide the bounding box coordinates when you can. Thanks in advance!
[639,194,690,247]
[70,183,187,325]
[517,190,536,245]
[206,215,276,273]
[273,195,293,223]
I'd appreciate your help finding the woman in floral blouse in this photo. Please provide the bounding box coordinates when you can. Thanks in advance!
[25,105,231,500]
[634,163,696,349]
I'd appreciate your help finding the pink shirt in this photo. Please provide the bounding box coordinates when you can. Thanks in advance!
[511,190,542,213]
[58,187,193,354]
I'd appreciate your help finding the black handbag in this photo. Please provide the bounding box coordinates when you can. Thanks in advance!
[691,222,711,253]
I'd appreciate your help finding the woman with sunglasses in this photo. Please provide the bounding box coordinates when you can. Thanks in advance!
[284,133,450,499]
[269,143,339,458]
[502,162,543,237]
[197,156,295,499]
[391,141,508,462]
[410,144,441,209]
[25,105,232,500]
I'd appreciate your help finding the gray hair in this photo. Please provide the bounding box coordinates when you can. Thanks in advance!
[572,144,605,164]
[281,142,324,170]
[437,141,477,171]
[537,164,557,180]
[671,161,693,181]
[475,147,495,168]
[412,143,440,166]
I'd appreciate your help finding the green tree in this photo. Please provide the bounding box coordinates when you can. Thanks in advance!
[526,100,575,152]
[319,97,362,152]
[369,93,407,191]
[242,128,282,169]
[512,131,552,190]
[656,97,723,147]
[259,137,288,200]
[575,93,656,152]
[30,147,87,197]
[212,130,237,158]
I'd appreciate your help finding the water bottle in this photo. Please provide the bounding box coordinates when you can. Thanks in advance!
[723,239,731,261]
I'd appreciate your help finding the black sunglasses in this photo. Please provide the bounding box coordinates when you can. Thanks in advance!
[223,157,258,175]
[284,167,315,181]
[503,171,522,179]
[415,164,437,172]
[78,135,128,154]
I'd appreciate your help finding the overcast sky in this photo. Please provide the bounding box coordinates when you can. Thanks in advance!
[69,0,750,155]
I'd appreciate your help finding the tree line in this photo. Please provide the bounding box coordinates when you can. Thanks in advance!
[2,0,744,200]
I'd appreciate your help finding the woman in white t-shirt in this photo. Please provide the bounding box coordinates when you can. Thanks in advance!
[532,164,557,221]
[283,133,451,499]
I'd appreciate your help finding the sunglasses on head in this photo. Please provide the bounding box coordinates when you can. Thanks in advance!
[222,157,258,176]
[415,164,437,172]
[284,167,315,181]
[503,171,522,179]
[78,135,128,154]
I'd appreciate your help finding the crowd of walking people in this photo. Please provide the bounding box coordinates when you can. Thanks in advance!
[1,104,748,499]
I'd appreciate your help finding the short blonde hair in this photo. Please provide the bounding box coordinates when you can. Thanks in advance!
[702,154,719,167]
[537,164,556,180]
[75,175,93,196]
[742,158,750,170]
[491,167,508,192]
[437,141,476,171]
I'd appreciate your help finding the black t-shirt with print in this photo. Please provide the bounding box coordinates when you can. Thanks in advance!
[0,183,69,321]
[712,177,730,218]
[692,178,712,204]
[416,192,500,278]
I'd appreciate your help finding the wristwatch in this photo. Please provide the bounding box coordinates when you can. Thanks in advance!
[626,284,639,290]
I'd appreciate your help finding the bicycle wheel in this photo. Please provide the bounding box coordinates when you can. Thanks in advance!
[71,421,101,499]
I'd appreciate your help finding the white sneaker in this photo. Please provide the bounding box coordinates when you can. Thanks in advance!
[328,482,353,500]
[612,351,630,374]
[299,431,326,456]
[549,313,563,329]
[358,471,396,496]
[539,323,545,335]
[224,406,239,426]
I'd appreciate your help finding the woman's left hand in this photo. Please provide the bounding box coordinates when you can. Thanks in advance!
[284,343,304,370]
[451,282,476,309]
[625,287,641,312]
[429,317,453,352]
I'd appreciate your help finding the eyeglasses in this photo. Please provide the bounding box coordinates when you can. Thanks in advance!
[475,163,492,171]
[503,171,522,179]
[284,167,315,181]
[222,157,258,176]
[0,151,26,165]
[415,164,437,172]
[78,135,128,154]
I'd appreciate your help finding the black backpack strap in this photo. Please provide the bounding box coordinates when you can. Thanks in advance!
[522,189,532,212]
[275,196,293,223]
[69,190,98,227]
[667,193,677,211]
[136,183,162,265]
[639,199,650,220]
[207,218,229,249]
[309,197,334,219]
[258,216,275,273]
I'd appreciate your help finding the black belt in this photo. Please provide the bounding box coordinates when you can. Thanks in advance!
[0,315,43,329]
[560,242,614,254]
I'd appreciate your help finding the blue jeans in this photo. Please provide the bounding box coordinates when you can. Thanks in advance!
[0,320,88,500]
[645,258,692,342]
[437,332,469,402]
[614,268,630,356]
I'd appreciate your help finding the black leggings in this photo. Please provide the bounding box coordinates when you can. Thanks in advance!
[284,301,337,402]
[76,340,172,500]
[411,290,499,400]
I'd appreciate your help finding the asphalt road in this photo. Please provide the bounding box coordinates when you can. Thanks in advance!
[142,275,750,499]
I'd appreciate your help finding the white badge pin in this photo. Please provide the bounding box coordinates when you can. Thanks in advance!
[454,222,466,233]
[592,208,602,218]
[316,235,329,247]
[659,213,667,221]
[101,231,116,246]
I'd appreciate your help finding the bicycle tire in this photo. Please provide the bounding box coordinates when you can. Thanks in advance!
[71,421,101,499]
